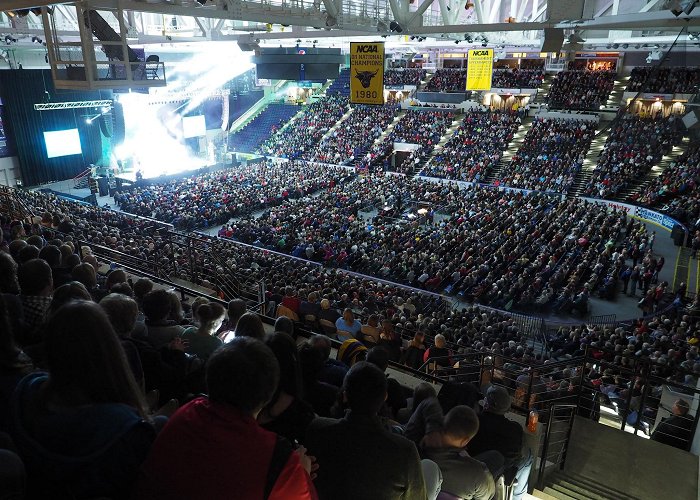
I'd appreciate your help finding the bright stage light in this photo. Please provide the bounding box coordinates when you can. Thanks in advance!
[115,92,207,179]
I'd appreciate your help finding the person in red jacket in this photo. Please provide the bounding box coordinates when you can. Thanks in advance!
[135,337,318,500]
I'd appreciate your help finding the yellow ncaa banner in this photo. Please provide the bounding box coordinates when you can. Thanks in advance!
[349,42,385,105]
[466,48,494,91]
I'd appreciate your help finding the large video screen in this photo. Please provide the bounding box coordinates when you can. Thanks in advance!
[44,129,82,159]
[182,115,206,139]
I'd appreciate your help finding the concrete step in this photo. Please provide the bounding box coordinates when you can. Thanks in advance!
[542,486,577,499]
[530,490,559,500]
[558,473,639,500]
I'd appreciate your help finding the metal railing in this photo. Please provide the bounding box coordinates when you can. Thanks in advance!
[537,404,577,489]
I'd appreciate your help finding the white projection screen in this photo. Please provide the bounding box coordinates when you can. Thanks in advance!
[182,115,206,138]
[44,129,82,158]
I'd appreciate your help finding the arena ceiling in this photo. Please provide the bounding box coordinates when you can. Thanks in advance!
[2,0,699,48]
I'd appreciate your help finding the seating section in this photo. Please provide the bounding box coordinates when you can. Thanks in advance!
[113,161,337,229]
[632,145,700,223]
[356,109,454,171]
[547,70,616,110]
[227,89,265,125]
[584,115,683,199]
[491,68,544,88]
[258,95,349,159]
[627,67,700,94]
[425,69,467,92]
[229,103,299,153]
[327,68,351,96]
[311,103,399,164]
[420,110,521,182]
[498,118,594,193]
[384,68,427,86]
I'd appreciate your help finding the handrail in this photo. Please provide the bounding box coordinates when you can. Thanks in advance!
[537,404,577,490]
[72,168,91,181]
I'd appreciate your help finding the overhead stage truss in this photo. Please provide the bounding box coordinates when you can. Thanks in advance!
[33,100,114,111]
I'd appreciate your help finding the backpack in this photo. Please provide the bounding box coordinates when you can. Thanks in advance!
[264,435,294,500]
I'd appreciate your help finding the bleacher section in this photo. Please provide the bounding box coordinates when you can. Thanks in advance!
[420,110,521,182]
[584,115,684,199]
[498,117,595,193]
[547,70,616,110]
[326,68,351,96]
[229,103,299,153]
[627,67,700,94]
[227,90,265,126]
[311,103,399,164]
[258,95,349,159]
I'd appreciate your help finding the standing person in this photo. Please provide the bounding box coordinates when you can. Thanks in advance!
[305,362,428,500]
[135,337,317,500]
[620,265,632,295]
[629,266,640,297]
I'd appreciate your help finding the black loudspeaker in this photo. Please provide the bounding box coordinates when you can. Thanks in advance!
[112,102,125,145]
[237,40,260,52]
[97,176,109,196]
[541,28,565,53]
[671,224,686,246]
[682,110,700,130]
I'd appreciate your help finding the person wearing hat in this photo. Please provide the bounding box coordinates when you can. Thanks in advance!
[468,386,532,500]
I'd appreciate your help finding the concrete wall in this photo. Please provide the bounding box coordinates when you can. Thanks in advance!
[565,416,698,500]
[0,156,20,186]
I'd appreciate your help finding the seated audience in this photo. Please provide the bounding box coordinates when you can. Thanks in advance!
[181,301,225,361]
[468,386,531,500]
[423,405,503,500]
[547,69,615,110]
[135,337,318,499]
[10,301,155,499]
[305,362,428,499]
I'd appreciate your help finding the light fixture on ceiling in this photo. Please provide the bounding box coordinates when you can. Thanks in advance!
[389,21,403,33]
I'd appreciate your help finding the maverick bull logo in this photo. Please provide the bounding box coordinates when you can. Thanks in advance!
[354,69,379,89]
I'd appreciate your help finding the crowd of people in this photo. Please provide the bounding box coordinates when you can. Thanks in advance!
[356,109,455,172]
[626,67,700,94]
[498,118,595,193]
[491,68,544,89]
[425,69,467,92]
[384,68,427,86]
[547,70,616,110]
[112,161,340,229]
[584,114,683,199]
[632,146,700,217]
[421,110,520,182]
[0,163,697,498]
[311,103,399,165]
[258,95,349,159]
[202,170,661,318]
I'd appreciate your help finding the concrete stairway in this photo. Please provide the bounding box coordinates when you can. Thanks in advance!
[483,116,533,184]
[621,135,692,201]
[532,472,639,500]
[531,73,556,106]
[605,74,630,109]
[568,122,608,197]
[318,107,354,144]
[350,111,404,168]
[419,115,463,175]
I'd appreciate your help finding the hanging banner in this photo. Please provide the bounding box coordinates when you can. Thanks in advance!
[466,48,494,91]
[350,42,385,105]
